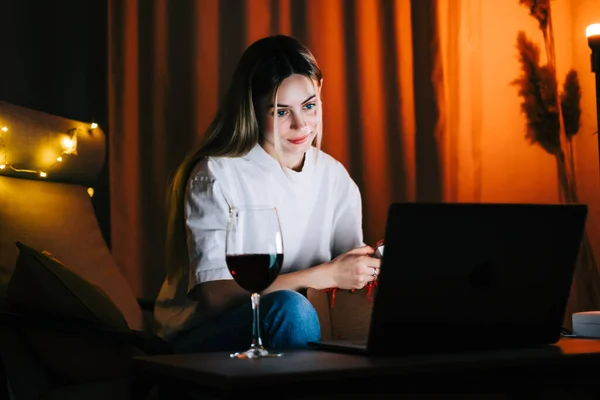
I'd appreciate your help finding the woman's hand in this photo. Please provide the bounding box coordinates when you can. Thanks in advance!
[325,245,381,290]
[264,245,381,293]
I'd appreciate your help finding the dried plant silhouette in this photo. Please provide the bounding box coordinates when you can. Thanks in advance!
[512,33,560,155]
[514,0,600,323]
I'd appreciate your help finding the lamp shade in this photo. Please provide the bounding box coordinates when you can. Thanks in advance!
[587,23,600,38]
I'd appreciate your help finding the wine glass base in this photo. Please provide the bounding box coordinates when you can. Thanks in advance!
[230,346,283,359]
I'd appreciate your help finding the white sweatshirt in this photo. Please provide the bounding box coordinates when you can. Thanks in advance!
[154,144,363,340]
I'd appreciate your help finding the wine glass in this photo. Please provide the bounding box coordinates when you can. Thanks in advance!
[225,206,284,359]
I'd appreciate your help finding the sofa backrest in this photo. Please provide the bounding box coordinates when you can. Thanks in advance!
[0,101,142,330]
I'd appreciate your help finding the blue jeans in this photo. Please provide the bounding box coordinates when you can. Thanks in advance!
[171,290,321,353]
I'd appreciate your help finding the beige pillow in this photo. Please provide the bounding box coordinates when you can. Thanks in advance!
[308,286,377,341]
[7,242,129,332]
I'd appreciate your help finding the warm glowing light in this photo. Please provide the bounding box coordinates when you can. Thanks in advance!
[0,124,82,178]
[90,123,98,129]
[62,137,75,150]
[587,24,600,38]
[87,187,95,197]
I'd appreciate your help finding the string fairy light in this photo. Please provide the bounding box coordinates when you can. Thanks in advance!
[0,121,98,179]
[0,126,7,171]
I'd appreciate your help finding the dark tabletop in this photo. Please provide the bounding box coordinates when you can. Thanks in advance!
[132,337,600,391]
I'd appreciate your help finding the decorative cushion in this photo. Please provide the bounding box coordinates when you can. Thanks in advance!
[7,242,129,331]
[308,241,383,341]
[308,286,376,341]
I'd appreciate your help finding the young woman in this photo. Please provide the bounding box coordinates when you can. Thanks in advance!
[154,34,381,353]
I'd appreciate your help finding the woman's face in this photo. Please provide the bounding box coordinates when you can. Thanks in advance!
[259,74,320,169]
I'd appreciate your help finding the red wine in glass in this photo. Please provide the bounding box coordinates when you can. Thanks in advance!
[225,206,284,359]
[226,254,283,293]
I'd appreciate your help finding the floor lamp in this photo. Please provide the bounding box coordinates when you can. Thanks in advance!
[572,25,600,338]
[588,24,600,162]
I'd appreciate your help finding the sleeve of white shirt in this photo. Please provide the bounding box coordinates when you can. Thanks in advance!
[331,165,364,258]
[184,163,233,294]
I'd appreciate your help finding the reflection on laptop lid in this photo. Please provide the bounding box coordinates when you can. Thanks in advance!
[309,203,587,357]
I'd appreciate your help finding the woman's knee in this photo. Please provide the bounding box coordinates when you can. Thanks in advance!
[262,290,316,317]
[260,290,321,348]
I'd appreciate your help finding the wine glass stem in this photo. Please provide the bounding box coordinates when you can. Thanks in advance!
[250,292,263,348]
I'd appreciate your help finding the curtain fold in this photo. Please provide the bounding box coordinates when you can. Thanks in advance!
[108,0,443,298]
[437,0,483,203]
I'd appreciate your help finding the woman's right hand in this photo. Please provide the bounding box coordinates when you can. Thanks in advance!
[326,245,381,290]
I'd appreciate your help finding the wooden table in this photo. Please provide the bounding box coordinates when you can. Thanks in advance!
[132,338,600,399]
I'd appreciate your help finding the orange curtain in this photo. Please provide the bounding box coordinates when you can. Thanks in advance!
[108,0,444,298]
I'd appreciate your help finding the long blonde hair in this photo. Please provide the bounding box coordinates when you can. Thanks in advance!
[165,35,323,282]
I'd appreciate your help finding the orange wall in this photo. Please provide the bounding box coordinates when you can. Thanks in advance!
[445,1,598,204]
[439,0,562,204]
[477,1,563,204]
[441,0,600,263]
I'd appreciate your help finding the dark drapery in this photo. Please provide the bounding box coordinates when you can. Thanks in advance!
[108,0,443,298]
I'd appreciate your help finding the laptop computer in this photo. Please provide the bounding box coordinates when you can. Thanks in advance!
[309,202,588,356]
